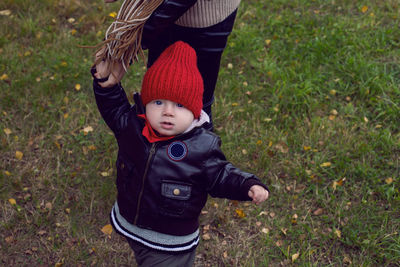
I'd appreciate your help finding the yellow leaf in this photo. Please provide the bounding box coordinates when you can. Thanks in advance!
[24,51,31,57]
[4,170,11,176]
[361,6,368,13]
[231,102,239,107]
[67,17,75,23]
[60,61,67,67]
[292,252,300,262]
[75,84,81,91]
[8,198,16,205]
[70,29,77,35]
[329,89,337,96]
[242,81,248,87]
[109,12,117,18]
[63,113,69,119]
[15,151,23,160]
[101,224,113,236]
[227,63,233,69]
[0,73,8,80]
[320,162,331,167]
[88,145,97,151]
[332,177,346,190]
[265,39,271,46]
[101,171,109,177]
[235,209,246,218]
[4,128,12,135]
[303,146,311,151]
[385,177,393,184]
[256,140,262,145]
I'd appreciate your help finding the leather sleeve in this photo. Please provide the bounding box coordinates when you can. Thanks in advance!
[204,137,269,200]
[92,75,133,136]
[141,0,198,49]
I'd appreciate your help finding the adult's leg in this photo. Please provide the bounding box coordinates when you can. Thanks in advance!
[171,11,238,130]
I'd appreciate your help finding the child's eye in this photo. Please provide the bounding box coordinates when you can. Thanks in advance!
[155,100,162,105]
[176,103,184,108]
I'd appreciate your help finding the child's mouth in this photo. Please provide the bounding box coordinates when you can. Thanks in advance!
[161,122,174,129]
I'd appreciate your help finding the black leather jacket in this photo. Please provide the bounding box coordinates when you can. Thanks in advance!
[93,79,268,236]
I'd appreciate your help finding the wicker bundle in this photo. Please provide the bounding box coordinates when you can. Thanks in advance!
[95,0,164,70]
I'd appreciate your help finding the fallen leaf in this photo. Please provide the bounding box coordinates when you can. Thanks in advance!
[109,12,117,18]
[332,177,346,190]
[8,198,16,205]
[235,209,246,218]
[334,228,341,238]
[83,126,93,135]
[15,151,23,160]
[227,63,233,69]
[38,230,47,236]
[75,84,81,91]
[291,252,300,262]
[5,236,14,243]
[202,233,211,241]
[385,177,393,184]
[4,170,11,176]
[291,214,298,224]
[303,146,311,151]
[101,171,110,177]
[313,208,323,216]
[3,128,11,135]
[320,162,331,167]
[0,9,12,16]
[101,224,113,237]
[261,228,269,234]
[265,39,271,46]
[361,6,368,13]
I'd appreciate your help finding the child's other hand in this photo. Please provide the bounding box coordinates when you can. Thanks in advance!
[248,185,269,205]
[94,49,126,88]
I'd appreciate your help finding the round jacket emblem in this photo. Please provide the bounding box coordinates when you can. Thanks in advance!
[167,141,188,161]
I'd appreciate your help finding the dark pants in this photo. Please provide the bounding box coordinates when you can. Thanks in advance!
[127,239,196,267]
[147,10,238,130]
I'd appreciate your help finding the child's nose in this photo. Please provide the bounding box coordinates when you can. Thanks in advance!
[162,103,174,116]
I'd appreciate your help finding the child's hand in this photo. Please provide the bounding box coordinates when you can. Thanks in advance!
[248,185,269,205]
[94,49,126,88]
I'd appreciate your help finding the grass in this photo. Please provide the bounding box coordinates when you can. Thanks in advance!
[0,0,399,266]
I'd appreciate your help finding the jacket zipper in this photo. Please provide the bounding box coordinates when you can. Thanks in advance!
[134,143,156,224]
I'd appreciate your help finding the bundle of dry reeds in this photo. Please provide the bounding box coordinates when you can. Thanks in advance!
[95,0,164,70]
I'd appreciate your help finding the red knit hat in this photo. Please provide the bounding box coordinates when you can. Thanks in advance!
[141,41,204,118]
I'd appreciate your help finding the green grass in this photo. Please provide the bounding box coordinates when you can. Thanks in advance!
[1,0,399,266]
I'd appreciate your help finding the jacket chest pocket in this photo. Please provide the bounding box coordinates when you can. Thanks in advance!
[159,180,192,217]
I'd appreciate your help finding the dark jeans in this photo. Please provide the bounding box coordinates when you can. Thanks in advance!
[147,10,238,130]
[127,238,196,267]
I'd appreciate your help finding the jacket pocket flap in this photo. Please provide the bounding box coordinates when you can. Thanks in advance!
[161,182,191,200]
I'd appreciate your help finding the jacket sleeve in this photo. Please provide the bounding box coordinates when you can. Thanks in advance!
[141,0,198,49]
[92,77,133,136]
[204,137,269,201]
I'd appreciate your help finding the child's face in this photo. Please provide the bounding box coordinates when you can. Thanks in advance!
[145,99,194,136]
